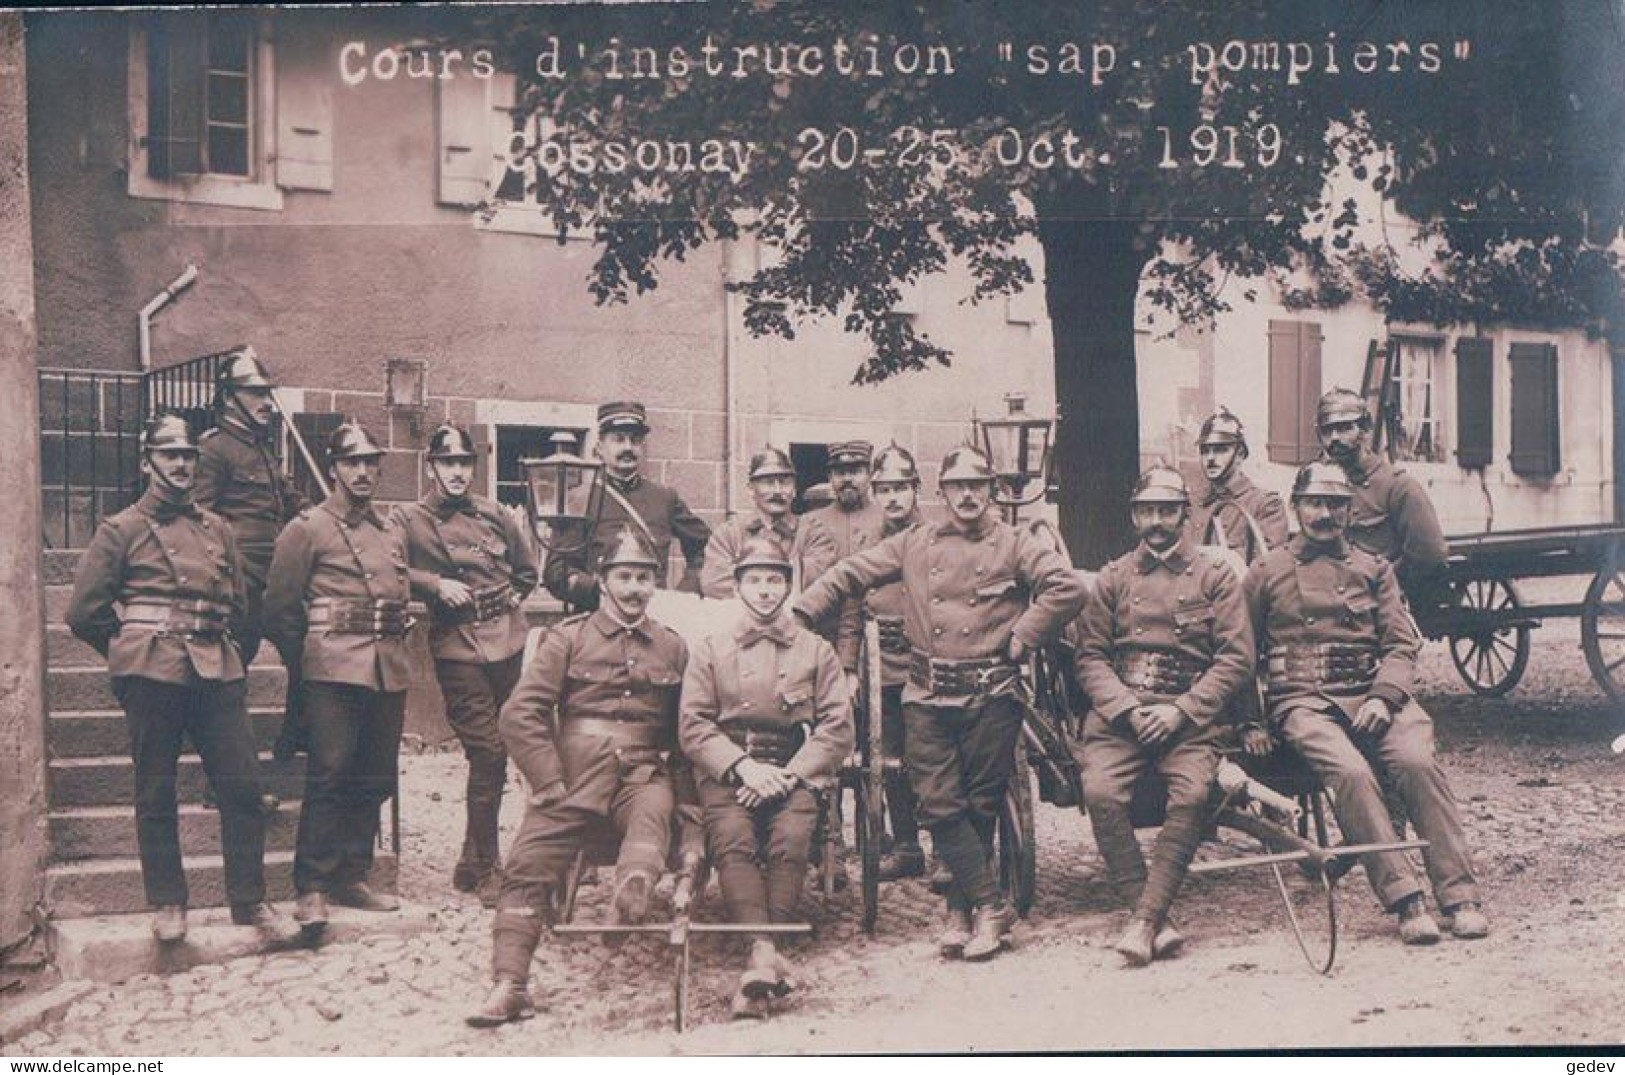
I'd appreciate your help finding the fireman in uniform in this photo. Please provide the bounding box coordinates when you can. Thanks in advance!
[1074,466,1255,966]
[467,529,694,1028]
[802,440,884,568]
[263,421,412,934]
[835,443,929,880]
[796,445,1086,962]
[1315,388,1452,625]
[680,536,854,1019]
[1245,461,1489,945]
[396,424,539,905]
[1188,406,1288,563]
[542,401,710,609]
[66,414,297,945]
[700,447,837,600]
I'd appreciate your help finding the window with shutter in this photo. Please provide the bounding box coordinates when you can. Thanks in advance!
[1509,342,1561,476]
[273,21,335,193]
[1266,319,1323,464]
[1454,338,1493,468]
[436,75,492,207]
[1386,336,1447,463]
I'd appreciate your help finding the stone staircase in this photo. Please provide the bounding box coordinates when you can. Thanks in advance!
[41,548,396,919]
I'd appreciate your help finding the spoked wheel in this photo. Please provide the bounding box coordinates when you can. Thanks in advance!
[1267,861,1338,975]
[1581,560,1625,704]
[997,750,1038,918]
[1448,578,1531,697]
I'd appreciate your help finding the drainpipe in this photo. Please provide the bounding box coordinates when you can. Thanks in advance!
[138,263,198,371]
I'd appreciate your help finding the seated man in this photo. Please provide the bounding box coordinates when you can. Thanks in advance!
[467,530,695,1028]
[1245,462,1490,946]
[1074,467,1254,966]
[679,536,854,1020]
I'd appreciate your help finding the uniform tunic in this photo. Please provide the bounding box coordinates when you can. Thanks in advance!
[66,487,267,908]
[542,472,710,608]
[1245,535,1479,911]
[699,513,837,601]
[1189,471,1289,563]
[1339,449,1451,617]
[195,413,306,586]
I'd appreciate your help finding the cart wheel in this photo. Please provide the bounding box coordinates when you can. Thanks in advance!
[998,750,1038,918]
[1268,861,1338,975]
[1448,578,1531,697]
[1581,561,1625,704]
[858,620,886,935]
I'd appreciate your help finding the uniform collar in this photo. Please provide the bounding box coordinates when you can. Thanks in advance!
[218,411,269,445]
[322,492,384,530]
[883,509,922,537]
[1200,470,1254,506]
[1334,448,1383,486]
[425,486,479,521]
[1291,533,1349,562]
[745,513,796,540]
[936,513,995,541]
[733,609,797,648]
[606,472,642,494]
[1135,535,1194,574]
[140,487,200,521]
[589,607,651,640]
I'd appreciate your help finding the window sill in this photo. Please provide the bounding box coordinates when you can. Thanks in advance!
[127,170,284,212]
[473,203,590,241]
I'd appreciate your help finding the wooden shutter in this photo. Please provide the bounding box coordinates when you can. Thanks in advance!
[1509,342,1560,476]
[146,13,206,178]
[1266,320,1322,464]
[289,411,344,503]
[274,21,335,192]
[1455,338,1494,468]
[436,76,489,207]
[471,423,492,499]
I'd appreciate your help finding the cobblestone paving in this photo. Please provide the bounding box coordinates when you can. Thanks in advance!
[9,641,1624,1054]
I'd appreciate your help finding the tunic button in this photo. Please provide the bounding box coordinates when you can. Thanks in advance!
[960,627,969,635]
[975,567,984,575]
[932,597,942,605]
[934,628,943,636]
[1132,597,1141,605]
[968,598,977,606]
[1306,616,1316,625]
[1135,627,1144,635]
[778,670,786,677]
[168,548,178,555]
[178,575,187,583]
[623,690,632,697]
[366,573,374,580]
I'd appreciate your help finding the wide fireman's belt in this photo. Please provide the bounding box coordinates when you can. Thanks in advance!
[1266,642,1379,695]
[307,597,422,638]
[560,715,672,749]
[874,615,909,655]
[907,651,1019,697]
[1112,648,1207,696]
[120,597,233,638]
[723,721,806,768]
[447,582,515,625]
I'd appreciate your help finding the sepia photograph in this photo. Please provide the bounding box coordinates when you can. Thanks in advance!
[0,0,1622,1058]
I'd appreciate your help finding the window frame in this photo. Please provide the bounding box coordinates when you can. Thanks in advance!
[127,12,283,212]
[1384,332,1449,465]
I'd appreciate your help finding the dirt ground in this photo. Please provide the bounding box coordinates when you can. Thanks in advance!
[9,635,1625,1056]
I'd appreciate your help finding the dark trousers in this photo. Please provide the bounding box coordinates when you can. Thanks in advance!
[491,747,675,981]
[879,684,920,848]
[1279,701,1480,911]
[293,681,405,894]
[435,654,522,872]
[700,779,818,927]
[1081,708,1221,921]
[903,694,1024,908]
[119,675,267,908]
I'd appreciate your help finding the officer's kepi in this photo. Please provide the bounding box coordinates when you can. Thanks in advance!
[597,401,650,434]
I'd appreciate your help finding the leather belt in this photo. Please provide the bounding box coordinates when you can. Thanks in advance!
[908,651,1018,697]
[1266,643,1378,695]
[724,721,806,767]
[1113,649,1207,697]
[121,598,232,637]
[874,615,909,656]
[308,598,423,637]
[560,716,671,749]
[448,583,516,625]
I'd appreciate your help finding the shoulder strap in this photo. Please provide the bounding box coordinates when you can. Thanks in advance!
[601,479,657,547]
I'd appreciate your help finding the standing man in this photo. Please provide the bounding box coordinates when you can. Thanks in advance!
[396,424,538,905]
[681,536,853,1019]
[836,443,928,881]
[1245,462,1489,945]
[1315,388,1452,624]
[66,415,296,945]
[263,421,412,934]
[542,401,710,609]
[1188,406,1288,563]
[802,440,884,569]
[467,530,693,1028]
[796,445,1086,962]
[700,447,837,600]
[1074,467,1254,966]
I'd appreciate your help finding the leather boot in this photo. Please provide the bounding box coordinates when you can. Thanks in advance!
[330,882,400,912]
[1152,919,1185,960]
[151,905,187,944]
[740,940,785,1000]
[231,902,302,947]
[465,978,536,1028]
[1444,901,1490,940]
[878,845,926,882]
[937,902,974,959]
[1396,894,1441,945]
[603,870,655,949]
[295,892,329,934]
[474,867,504,910]
[452,860,484,894]
[730,988,768,1020]
[962,900,1016,962]
[1113,918,1157,967]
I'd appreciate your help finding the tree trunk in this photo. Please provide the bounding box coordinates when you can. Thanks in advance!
[1038,214,1150,568]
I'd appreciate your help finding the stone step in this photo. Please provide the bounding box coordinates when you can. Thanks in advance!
[45,624,287,670]
[48,706,286,759]
[49,752,306,810]
[50,802,302,861]
[44,851,399,919]
[48,663,287,713]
